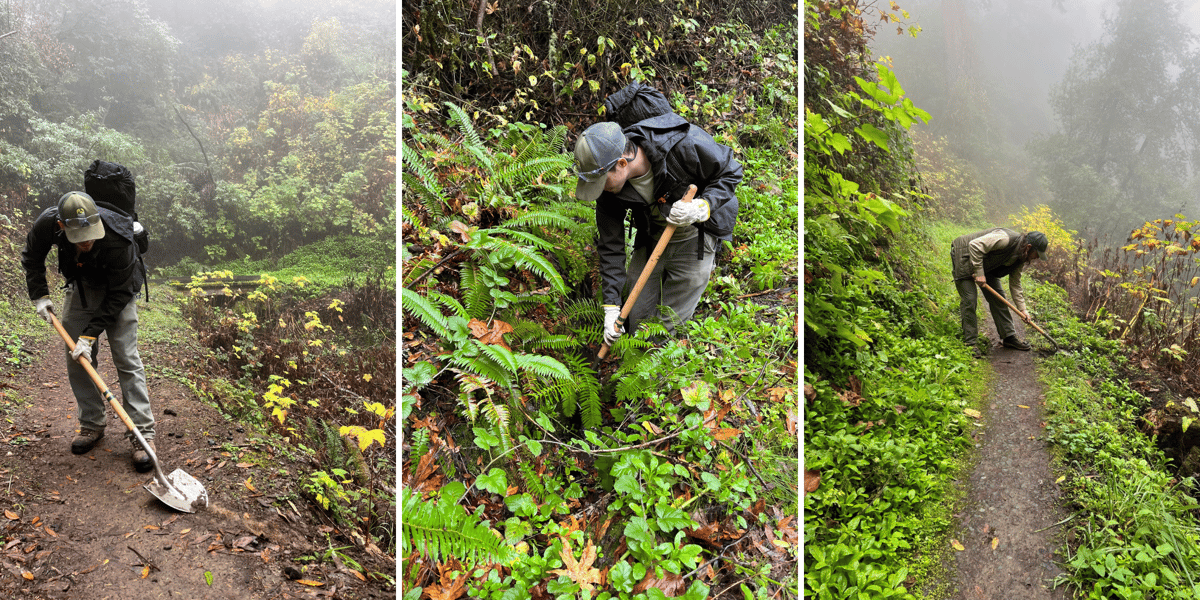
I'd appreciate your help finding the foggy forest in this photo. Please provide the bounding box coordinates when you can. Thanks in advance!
[0,1,397,598]
[807,0,1200,597]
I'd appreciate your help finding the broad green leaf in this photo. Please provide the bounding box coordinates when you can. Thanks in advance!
[476,468,507,495]
[855,124,889,151]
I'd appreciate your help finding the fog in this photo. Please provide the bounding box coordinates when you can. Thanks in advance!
[869,0,1200,237]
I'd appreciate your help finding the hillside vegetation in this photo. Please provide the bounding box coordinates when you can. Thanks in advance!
[401,1,799,597]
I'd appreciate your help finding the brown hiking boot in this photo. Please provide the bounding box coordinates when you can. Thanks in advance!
[132,440,156,473]
[71,428,104,455]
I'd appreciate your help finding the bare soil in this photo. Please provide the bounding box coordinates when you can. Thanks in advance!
[948,321,1076,600]
[0,324,393,599]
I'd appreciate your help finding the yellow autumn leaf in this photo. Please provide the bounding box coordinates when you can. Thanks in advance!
[991,537,999,550]
[297,579,324,587]
[245,477,256,493]
[141,565,150,579]
[338,425,386,451]
[951,539,965,551]
[1055,475,1066,484]
[362,373,372,382]
[21,571,32,580]
[1018,405,1030,409]
[963,408,982,419]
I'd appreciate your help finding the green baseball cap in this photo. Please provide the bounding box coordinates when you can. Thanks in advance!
[573,122,626,202]
[58,191,105,244]
[1026,231,1048,257]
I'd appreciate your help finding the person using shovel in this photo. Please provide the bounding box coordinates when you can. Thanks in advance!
[574,117,742,348]
[951,228,1049,357]
[20,191,156,472]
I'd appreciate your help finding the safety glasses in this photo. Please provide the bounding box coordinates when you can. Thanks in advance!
[573,157,619,183]
[62,214,99,228]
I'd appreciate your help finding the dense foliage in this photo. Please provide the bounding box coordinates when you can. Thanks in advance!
[402,6,799,596]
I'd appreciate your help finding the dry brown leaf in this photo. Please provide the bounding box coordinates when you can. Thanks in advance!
[804,469,821,494]
[548,537,602,593]
[963,408,982,419]
[950,539,965,551]
[4,510,17,521]
[244,477,256,493]
[20,571,32,580]
[349,569,366,581]
[44,525,56,538]
[236,462,255,468]
[712,428,741,442]
[785,408,797,435]
[141,565,150,579]
[632,571,684,595]
[467,319,513,349]
[296,579,324,587]
[767,387,792,402]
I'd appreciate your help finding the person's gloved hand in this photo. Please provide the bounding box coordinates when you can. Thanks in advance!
[33,297,54,324]
[70,336,95,361]
[666,198,710,227]
[603,305,623,345]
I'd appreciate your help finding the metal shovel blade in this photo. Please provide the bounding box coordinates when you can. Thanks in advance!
[146,468,208,513]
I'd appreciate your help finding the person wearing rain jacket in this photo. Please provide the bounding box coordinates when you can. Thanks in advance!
[20,190,155,472]
[573,113,742,346]
[951,228,1049,357]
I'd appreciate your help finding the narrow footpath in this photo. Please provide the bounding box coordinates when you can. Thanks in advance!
[950,321,1076,600]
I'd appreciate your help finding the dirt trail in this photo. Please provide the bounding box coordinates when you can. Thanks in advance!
[0,325,388,600]
[949,321,1075,600]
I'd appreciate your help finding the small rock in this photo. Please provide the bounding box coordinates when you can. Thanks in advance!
[163,409,177,416]
[282,565,302,580]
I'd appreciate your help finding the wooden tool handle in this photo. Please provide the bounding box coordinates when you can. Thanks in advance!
[979,283,1055,341]
[48,314,141,435]
[598,184,698,359]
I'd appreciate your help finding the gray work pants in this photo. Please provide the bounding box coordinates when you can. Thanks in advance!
[625,233,716,335]
[61,284,154,441]
[956,277,1016,348]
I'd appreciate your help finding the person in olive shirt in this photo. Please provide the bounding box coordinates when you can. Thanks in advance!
[951,227,1049,357]
[21,191,156,471]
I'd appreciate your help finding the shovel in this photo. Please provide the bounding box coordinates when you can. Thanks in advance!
[980,283,1060,352]
[48,313,208,512]
[598,184,697,359]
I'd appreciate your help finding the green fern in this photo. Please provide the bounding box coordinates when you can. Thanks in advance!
[400,288,449,336]
[400,140,448,222]
[402,487,514,567]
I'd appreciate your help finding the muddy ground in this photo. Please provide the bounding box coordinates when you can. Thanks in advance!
[948,321,1075,600]
[0,321,393,599]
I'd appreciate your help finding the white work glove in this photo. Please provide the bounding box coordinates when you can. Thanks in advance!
[603,305,623,345]
[70,336,95,362]
[665,198,710,227]
[33,297,54,324]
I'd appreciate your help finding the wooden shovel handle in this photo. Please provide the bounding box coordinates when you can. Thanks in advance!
[48,313,141,435]
[598,184,698,359]
[979,283,1057,346]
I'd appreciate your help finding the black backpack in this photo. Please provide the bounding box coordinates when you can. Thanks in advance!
[84,160,148,255]
[604,83,675,128]
[83,160,150,299]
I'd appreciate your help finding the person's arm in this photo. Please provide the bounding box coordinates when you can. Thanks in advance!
[683,129,743,218]
[21,209,58,301]
[967,230,1012,280]
[1009,264,1028,315]
[595,198,628,307]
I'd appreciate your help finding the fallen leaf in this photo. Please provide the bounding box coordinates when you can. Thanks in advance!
[951,539,965,551]
[244,477,256,493]
[1055,475,1065,484]
[349,569,366,581]
[548,537,602,593]
[963,408,982,419]
[1018,405,1030,409]
[712,428,741,441]
[44,525,56,537]
[236,462,255,468]
[4,511,17,520]
[141,565,150,579]
[633,570,685,595]
[804,469,821,494]
[21,571,32,580]
[296,580,324,587]
[991,537,999,550]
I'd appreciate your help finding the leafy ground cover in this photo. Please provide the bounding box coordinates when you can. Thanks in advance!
[400,22,799,595]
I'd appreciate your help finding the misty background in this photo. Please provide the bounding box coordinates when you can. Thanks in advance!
[870,0,1200,242]
[0,0,396,271]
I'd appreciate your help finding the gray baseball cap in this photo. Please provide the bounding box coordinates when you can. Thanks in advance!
[58,191,105,244]
[573,122,626,202]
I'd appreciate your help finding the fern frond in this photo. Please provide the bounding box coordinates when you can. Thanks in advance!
[400,140,447,221]
[459,261,491,319]
[443,102,491,169]
[515,353,571,380]
[450,351,514,391]
[548,125,568,154]
[427,291,470,320]
[476,343,520,379]
[501,210,578,232]
[400,289,449,337]
[478,399,513,452]
[401,487,514,567]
